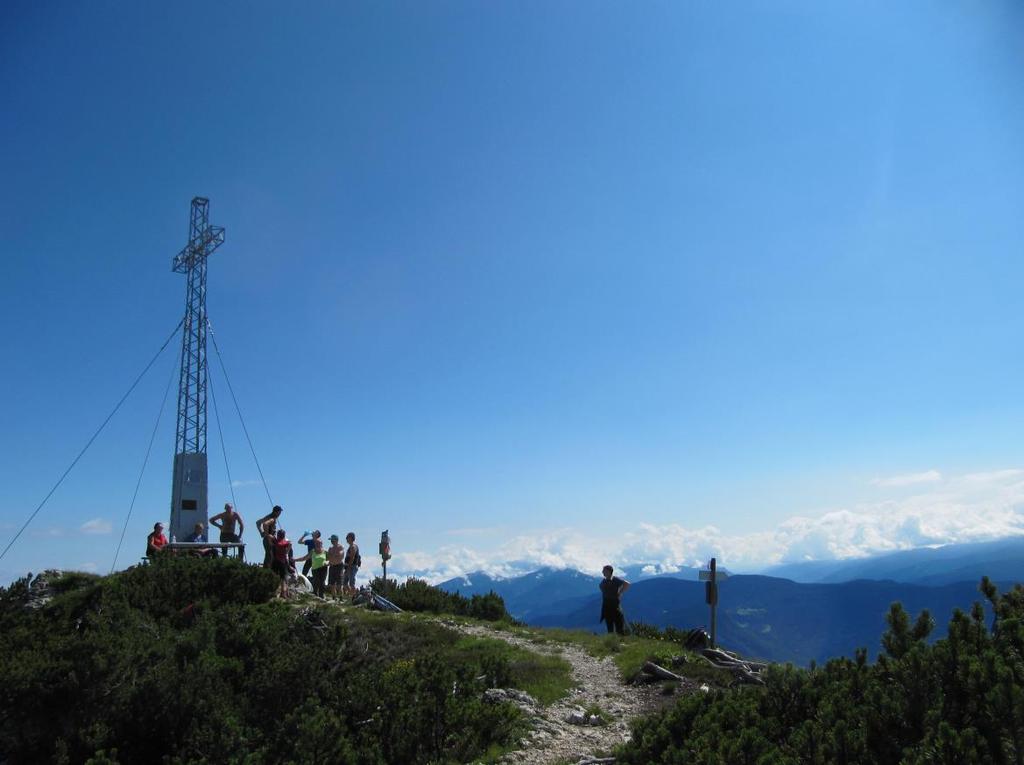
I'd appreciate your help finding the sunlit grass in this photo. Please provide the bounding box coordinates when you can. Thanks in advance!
[337,603,733,689]
[453,635,574,704]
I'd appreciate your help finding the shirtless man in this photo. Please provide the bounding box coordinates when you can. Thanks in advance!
[256,506,283,568]
[326,534,345,600]
[209,502,245,556]
[343,532,360,597]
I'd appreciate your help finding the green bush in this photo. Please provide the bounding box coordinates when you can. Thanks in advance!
[0,559,521,764]
[616,578,1024,765]
[371,576,510,621]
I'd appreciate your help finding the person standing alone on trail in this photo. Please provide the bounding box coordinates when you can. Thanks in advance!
[599,565,630,635]
[343,532,360,597]
[326,534,345,600]
[209,502,244,556]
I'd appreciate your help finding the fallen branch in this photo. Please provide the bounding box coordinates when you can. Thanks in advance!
[703,647,767,670]
[642,661,684,682]
[697,649,766,685]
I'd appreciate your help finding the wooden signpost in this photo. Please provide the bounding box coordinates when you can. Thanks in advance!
[699,558,730,648]
[379,529,392,582]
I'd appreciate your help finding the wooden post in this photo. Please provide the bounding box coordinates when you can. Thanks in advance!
[710,557,717,649]
[379,529,391,591]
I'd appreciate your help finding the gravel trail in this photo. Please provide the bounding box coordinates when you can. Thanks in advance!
[449,621,696,765]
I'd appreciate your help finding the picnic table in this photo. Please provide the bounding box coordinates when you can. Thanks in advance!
[164,541,246,561]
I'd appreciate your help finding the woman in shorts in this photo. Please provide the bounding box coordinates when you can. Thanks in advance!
[271,528,292,598]
[295,537,329,599]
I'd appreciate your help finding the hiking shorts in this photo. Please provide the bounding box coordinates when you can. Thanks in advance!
[343,565,358,588]
[219,532,240,557]
[271,560,288,580]
[328,564,343,586]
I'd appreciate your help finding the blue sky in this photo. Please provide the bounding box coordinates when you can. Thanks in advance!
[3,1,1024,583]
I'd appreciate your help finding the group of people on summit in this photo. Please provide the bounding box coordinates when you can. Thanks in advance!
[254,504,361,599]
[144,502,362,600]
[145,503,630,630]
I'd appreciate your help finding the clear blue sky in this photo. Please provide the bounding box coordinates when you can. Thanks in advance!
[2,1,1024,582]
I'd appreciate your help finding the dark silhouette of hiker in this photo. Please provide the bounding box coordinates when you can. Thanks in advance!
[599,564,630,635]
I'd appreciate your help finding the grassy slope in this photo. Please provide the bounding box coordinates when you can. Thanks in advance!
[393,610,736,690]
[338,606,575,705]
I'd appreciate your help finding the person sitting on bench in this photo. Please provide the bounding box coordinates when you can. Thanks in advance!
[185,523,217,557]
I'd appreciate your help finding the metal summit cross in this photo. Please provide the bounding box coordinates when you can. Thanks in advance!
[169,197,225,542]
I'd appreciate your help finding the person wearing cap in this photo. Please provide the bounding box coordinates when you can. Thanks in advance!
[326,534,345,599]
[146,522,169,558]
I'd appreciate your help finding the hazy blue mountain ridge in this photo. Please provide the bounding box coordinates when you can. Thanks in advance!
[437,539,1024,666]
[762,536,1024,585]
[527,574,1010,666]
[440,566,601,622]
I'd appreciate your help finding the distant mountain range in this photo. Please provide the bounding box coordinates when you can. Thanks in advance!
[760,536,1024,586]
[439,567,602,623]
[438,537,1024,666]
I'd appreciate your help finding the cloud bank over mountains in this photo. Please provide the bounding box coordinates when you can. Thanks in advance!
[392,469,1024,582]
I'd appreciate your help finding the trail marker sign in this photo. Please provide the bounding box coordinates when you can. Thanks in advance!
[701,558,726,648]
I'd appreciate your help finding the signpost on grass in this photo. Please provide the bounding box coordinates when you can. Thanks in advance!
[379,530,392,583]
[699,558,730,648]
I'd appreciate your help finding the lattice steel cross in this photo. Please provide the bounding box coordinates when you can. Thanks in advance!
[172,197,224,456]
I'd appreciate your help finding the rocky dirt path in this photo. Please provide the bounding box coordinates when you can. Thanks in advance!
[449,621,698,765]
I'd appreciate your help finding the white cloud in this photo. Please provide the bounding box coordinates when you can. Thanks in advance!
[871,470,942,488]
[80,518,112,535]
[387,468,1024,582]
[962,469,1024,483]
[443,527,503,537]
[29,520,112,538]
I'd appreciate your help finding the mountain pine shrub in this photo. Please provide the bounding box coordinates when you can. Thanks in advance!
[370,575,509,621]
[0,558,520,764]
[616,578,1024,765]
